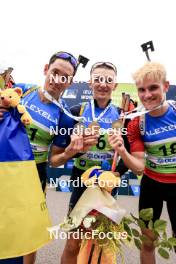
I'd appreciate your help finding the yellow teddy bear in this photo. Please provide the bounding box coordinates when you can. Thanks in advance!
[81,165,121,193]
[0,88,32,125]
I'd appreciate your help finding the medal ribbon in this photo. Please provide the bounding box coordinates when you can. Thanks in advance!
[121,99,166,120]
[41,87,85,122]
[91,99,112,122]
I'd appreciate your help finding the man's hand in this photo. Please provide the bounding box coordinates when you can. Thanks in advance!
[50,132,100,168]
[108,133,125,154]
[82,134,99,152]
[65,134,84,157]
[64,133,99,159]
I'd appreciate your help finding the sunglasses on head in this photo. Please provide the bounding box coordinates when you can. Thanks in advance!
[91,62,117,74]
[51,52,78,71]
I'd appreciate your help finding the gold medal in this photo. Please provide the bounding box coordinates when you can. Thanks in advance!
[112,120,123,129]
[73,122,85,135]
[88,121,100,129]
[88,121,100,134]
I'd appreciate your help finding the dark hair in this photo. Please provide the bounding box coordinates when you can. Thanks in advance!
[48,52,78,75]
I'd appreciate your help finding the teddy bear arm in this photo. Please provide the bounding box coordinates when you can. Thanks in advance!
[21,112,33,125]
[17,104,26,114]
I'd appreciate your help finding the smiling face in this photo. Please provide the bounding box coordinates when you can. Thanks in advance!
[136,79,169,110]
[43,58,74,99]
[89,67,117,105]
[133,62,170,111]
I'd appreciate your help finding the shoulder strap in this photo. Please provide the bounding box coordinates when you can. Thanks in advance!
[22,86,39,98]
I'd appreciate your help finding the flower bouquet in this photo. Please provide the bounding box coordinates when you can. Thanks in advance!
[59,165,176,263]
[60,166,126,264]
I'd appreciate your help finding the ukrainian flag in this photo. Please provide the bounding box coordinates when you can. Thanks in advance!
[0,108,51,259]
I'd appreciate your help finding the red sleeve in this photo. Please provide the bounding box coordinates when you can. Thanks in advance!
[127,117,145,153]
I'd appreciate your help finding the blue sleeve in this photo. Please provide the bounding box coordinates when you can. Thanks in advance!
[14,83,38,94]
[52,110,76,148]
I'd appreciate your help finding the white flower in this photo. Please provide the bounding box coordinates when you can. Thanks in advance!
[59,216,76,231]
[83,216,96,228]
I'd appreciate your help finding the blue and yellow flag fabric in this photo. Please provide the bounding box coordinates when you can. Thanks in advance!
[0,108,51,259]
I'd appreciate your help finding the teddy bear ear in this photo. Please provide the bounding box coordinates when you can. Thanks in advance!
[14,87,23,97]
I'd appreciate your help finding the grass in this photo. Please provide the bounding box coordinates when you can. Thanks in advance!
[112,83,139,106]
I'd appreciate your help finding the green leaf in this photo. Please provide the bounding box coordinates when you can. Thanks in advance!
[139,208,153,221]
[122,216,133,224]
[123,223,132,236]
[148,220,153,229]
[162,231,167,240]
[132,228,140,237]
[134,238,142,250]
[153,240,160,247]
[137,219,146,229]
[158,248,170,259]
[154,220,167,232]
[160,241,172,250]
[153,229,160,238]
[168,237,176,246]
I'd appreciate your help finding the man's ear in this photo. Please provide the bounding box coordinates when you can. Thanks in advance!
[164,81,170,93]
[44,64,49,76]
[14,87,23,97]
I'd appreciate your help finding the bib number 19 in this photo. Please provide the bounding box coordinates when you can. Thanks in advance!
[158,143,176,156]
